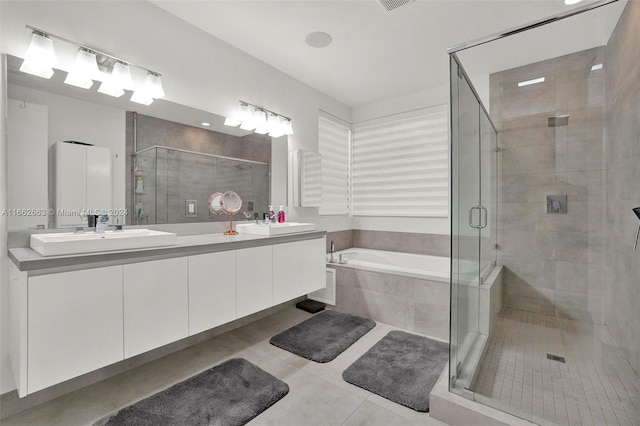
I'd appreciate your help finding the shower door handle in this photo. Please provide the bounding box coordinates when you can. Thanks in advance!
[479,205,488,229]
[469,206,488,229]
[469,206,482,229]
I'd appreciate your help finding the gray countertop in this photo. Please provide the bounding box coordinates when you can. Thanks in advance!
[9,231,326,272]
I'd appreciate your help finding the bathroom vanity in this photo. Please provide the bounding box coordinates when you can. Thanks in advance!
[8,231,326,397]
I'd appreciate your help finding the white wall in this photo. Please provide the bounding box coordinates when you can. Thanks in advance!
[351,84,451,235]
[0,0,352,394]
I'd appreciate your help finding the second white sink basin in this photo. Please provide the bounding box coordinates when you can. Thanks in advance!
[30,229,177,257]
[236,222,316,236]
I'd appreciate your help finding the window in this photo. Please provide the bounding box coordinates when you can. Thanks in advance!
[351,105,448,217]
[318,115,350,215]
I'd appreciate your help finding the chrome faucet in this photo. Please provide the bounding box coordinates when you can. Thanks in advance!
[329,241,336,263]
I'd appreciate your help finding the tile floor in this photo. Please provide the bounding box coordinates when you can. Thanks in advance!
[1,307,448,426]
[474,308,640,426]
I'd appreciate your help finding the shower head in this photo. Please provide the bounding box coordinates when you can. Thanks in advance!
[634,207,640,221]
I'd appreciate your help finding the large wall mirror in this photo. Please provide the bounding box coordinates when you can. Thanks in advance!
[5,54,276,231]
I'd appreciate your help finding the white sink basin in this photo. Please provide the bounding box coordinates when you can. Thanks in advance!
[236,222,316,236]
[30,229,177,257]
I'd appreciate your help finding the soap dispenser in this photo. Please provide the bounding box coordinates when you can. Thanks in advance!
[268,205,276,223]
[278,205,286,223]
[96,214,108,233]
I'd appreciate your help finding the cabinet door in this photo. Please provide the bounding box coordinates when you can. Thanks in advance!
[236,246,273,317]
[188,251,237,335]
[56,143,87,226]
[272,241,304,305]
[301,237,326,294]
[86,146,112,214]
[123,257,188,358]
[28,266,123,393]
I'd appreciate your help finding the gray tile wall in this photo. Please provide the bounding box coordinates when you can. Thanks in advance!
[604,0,640,374]
[329,265,449,341]
[325,229,450,257]
[491,47,606,323]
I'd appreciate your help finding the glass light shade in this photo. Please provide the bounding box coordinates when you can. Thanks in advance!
[98,80,125,98]
[64,49,100,89]
[267,113,281,133]
[130,90,153,105]
[268,129,284,138]
[142,72,165,99]
[254,127,270,135]
[19,33,58,79]
[253,109,268,128]
[111,62,135,91]
[239,103,253,122]
[281,118,294,135]
[239,121,256,131]
[224,117,242,127]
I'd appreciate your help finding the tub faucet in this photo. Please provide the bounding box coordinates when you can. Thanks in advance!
[329,241,336,263]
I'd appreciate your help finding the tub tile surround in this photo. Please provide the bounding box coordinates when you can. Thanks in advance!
[491,46,607,324]
[604,0,640,374]
[330,265,449,341]
[326,229,450,257]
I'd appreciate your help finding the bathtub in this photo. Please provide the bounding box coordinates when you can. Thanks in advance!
[326,248,451,340]
[327,248,449,282]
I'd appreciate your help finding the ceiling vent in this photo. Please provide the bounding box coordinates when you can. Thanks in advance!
[378,0,415,13]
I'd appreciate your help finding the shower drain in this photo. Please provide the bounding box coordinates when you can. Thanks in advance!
[547,353,566,363]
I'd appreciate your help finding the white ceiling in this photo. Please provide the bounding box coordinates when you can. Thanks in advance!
[151,0,624,108]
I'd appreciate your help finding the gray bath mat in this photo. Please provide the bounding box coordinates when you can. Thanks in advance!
[342,330,448,412]
[270,310,376,362]
[94,358,288,426]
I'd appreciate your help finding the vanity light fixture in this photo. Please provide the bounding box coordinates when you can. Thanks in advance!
[19,25,165,105]
[224,100,294,137]
[19,31,59,79]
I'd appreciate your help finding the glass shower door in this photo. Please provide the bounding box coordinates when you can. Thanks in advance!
[450,55,482,392]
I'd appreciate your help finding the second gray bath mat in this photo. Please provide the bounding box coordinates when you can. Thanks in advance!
[342,330,448,412]
[94,358,288,426]
[270,310,376,362]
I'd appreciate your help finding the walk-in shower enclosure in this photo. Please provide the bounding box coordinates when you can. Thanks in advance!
[449,0,639,424]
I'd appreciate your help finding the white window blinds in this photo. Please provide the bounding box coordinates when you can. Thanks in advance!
[318,115,350,215]
[351,105,449,217]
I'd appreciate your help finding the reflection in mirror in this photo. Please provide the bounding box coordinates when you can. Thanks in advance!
[5,54,274,231]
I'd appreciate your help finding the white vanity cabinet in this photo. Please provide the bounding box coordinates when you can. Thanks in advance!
[9,235,325,397]
[123,258,189,358]
[273,238,326,304]
[25,266,123,395]
[188,251,237,335]
[236,246,273,317]
[299,237,326,294]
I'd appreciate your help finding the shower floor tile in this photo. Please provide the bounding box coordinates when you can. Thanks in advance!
[474,308,640,426]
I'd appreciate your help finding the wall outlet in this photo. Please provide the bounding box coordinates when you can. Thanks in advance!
[185,200,197,217]
[546,195,567,214]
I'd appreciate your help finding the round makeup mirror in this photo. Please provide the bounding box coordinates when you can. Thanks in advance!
[220,191,242,235]
[207,192,223,220]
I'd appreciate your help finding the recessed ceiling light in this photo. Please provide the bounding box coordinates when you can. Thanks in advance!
[591,63,603,71]
[564,0,583,5]
[201,122,210,127]
[305,32,332,48]
[518,77,545,87]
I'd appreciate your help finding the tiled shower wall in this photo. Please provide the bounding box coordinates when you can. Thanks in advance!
[125,113,271,224]
[491,47,606,323]
[604,0,640,373]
